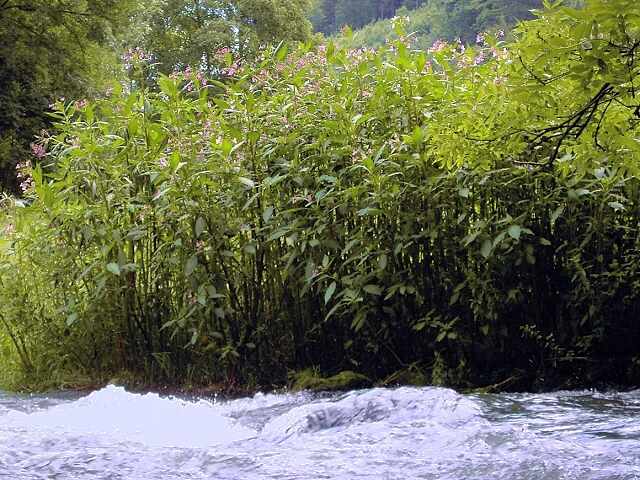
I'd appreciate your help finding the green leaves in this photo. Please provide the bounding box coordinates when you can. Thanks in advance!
[263,206,274,223]
[158,75,179,98]
[275,42,289,62]
[184,255,198,276]
[106,263,121,276]
[363,284,383,296]
[324,281,337,305]
[195,217,206,238]
[551,206,564,227]
[378,254,388,271]
[238,177,256,189]
[508,225,522,241]
[481,239,493,259]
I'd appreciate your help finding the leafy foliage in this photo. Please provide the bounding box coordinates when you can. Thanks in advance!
[0,0,136,193]
[0,0,313,194]
[131,0,313,75]
[1,0,639,391]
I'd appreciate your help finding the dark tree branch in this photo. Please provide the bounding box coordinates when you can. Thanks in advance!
[594,98,615,150]
[519,84,615,166]
[518,55,547,85]
[513,159,548,166]
[518,56,570,86]
[0,1,111,20]
[0,3,37,14]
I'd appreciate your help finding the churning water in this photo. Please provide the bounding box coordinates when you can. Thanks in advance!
[1,385,639,479]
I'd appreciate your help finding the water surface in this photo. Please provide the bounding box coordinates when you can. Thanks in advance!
[1,386,639,479]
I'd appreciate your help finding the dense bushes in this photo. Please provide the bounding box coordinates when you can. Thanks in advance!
[0,0,639,391]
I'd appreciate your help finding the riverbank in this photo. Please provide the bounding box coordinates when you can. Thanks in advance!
[2,356,637,397]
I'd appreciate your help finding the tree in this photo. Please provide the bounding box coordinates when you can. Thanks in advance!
[0,0,135,193]
[311,0,543,41]
[338,0,544,50]
[335,0,378,30]
[133,0,313,75]
[310,0,337,34]
[311,0,407,33]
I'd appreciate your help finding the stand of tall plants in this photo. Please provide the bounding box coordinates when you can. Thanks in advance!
[1,0,639,391]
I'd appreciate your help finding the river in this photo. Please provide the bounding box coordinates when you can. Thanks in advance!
[1,385,639,479]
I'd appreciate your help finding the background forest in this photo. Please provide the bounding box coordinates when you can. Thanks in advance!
[1,0,639,393]
[310,0,543,41]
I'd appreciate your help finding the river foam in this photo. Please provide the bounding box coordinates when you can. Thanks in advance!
[1,385,639,479]
[3,385,255,448]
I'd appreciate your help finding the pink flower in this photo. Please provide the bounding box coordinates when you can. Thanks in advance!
[30,143,45,158]
[476,33,485,45]
[3,223,15,236]
[159,157,168,168]
[75,99,88,109]
[473,52,486,66]
[252,69,269,84]
[428,39,447,53]
[122,47,152,69]
[196,71,207,86]
[222,62,240,77]
[215,47,230,59]
[16,159,32,175]
[203,120,212,138]
[19,173,35,192]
